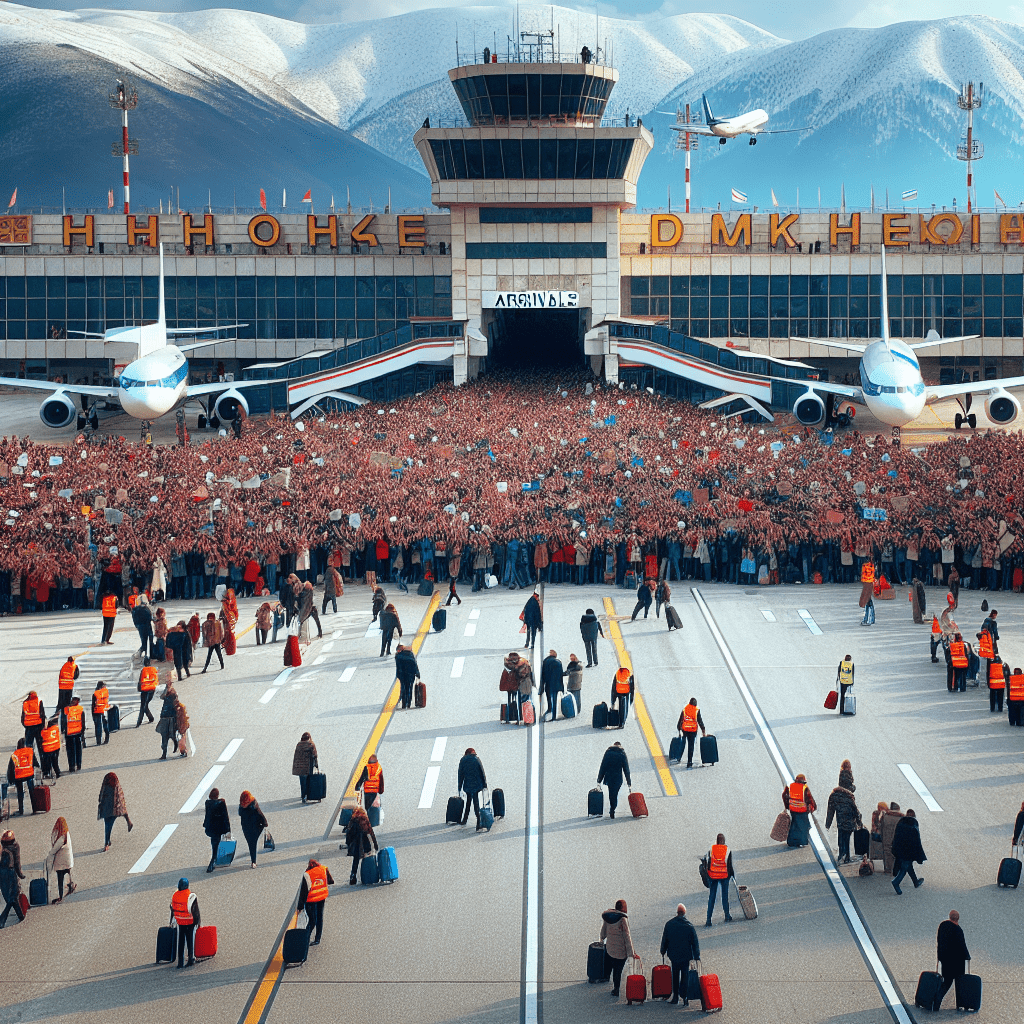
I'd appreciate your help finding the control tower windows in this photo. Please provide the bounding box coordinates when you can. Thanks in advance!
[428,138,634,180]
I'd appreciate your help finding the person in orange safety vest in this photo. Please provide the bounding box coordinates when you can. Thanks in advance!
[988,657,1008,714]
[170,878,200,968]
[610,667,634,727]
[21,690,46,758]
[137,657,158,727]
[355,754,384,812]
[61,696,86,772]
[704,833,734,927]
[948,634,968,693]
[1007,667,1024,728]
[930,615,943,663]
[6,739,39,815]
[91,680,110,746]
[300,858,334,946]
[56,656,79,712]
[676,698,706,769]
[101,592,118,644]
[783,774,816,848]
[40,717,62,780]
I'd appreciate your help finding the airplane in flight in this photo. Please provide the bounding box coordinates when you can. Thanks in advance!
[787,246,1024,430]
[667,94,812,145]
[0,244,268,431]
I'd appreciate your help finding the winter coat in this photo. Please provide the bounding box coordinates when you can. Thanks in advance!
[457,753,487,796]
[0,841,24,904]
[891,816,927,865]
[522,595,543,627]
[597,745,631,789]
[516,660,535,696]
[292,739,318,777]
[838,767,855,792]
[256,603,273,630]
[395,649,420,686]
[379,609,402,637]
[239,800,268,846]
[97,779,128,820]
[937,919,971,973]
[46,832,74,874]
[202,618,222,647]
[635,581,652,607]
[541,655,564,693]
[600,910,635,960]
[203,798,231,839]
[661,913,700,964]
[371,590,387,615]
[343,816,378,858]
[564,661,583,692]
[325,568,342,598]
[880,809,904,874]
[579,612,604,642]
[825,787,862,833]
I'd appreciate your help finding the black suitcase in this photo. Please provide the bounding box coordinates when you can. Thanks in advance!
[417,579,433,596]
[700,734,719,765]
[492,788,505,819]
[29,877,48,906]
[915,969,943,1011]
[955,970,982,1012]
[592,702,608,729]
[666,605,682,630]
[587,941,610,983]
[607,707,621,728]
[432,608,446,632]
[588,787,604,817]
[307,773,327,802]
[446,795,464,825]
[854,827,870,857]
[282,927,310,967]
[997,847,1021,887]
[157,926,177,964]
[107,705,120,732]
[506,700,519,723]
[669,734,684,764]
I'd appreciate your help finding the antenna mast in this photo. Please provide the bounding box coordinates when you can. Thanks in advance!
[956,82,984,213]
[674,103,701,213]
[109,77,139,215]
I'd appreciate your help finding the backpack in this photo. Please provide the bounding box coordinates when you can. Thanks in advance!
[858,857,874,877]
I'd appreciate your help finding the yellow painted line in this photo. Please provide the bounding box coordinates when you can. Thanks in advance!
[602,597,678,798]
[238,589,440,1024]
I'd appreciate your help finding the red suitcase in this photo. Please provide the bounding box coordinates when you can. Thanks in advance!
[628,791,648,819]
[19,893,30,917]
[31,785,51,813]
[415,681,427,708]
[824,689,839,710]
[522,699,535,725]
[651,959,672,1000]
[194,925,217,959]
[625,959,647,1005]
[699,968,723,1012]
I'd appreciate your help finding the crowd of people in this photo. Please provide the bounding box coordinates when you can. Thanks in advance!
[1,370,1023,613]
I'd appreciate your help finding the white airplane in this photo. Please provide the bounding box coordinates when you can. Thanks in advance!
[667,94,812,146]
[0,244,267,431]
[787,246,1024,430]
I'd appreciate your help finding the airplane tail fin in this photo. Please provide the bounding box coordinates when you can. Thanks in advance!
[879,244,891,350]
[702,93,715,125]
[133,242,168,358]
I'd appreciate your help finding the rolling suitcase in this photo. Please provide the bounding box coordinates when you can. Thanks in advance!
[561,693,576,719]
[628,791,648,819]
[854,827,870,857]
[31,786,51,813]
[914,967,943,1011]
[339,796,358,828]
[651,958,672,1000]
[432,608,446,632]
[491,788,505,819]
[588,787,604,817]
[587,941,610,983]
[282,927,310,967]
[215,837,237,866]
[592,702,608,729]
[625,959,647,1005]
[665,605,682,630]
[360,854,380,884]
[698,965,723,1012]
[367,801,381,828]
[478,803,495,831]
[29,877,48,906]
[669,733,684,764]
[522,699,535,725]
[624,570,637,590]
[499,704,508,724]
[156,925,177,963]
[955,968,982,1012]
[997,845,1021,887]
[107,705,120,732]
[194,925,217,959]
[736,883,757,920]
[687,967,702,1003]
[378,846,399,883]
[842,693,857,716]
[307,773,327,802]
[506,700,518,724]
[415,681,427,708]
[700,734,719,765]
[417,579,433,596]
[446,795,465,825]
[771,811,791,843]
[607,707,621,728]
[824,689,839,710]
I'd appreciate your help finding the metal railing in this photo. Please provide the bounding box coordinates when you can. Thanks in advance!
[429,114,637,129]
[456,50,612,68]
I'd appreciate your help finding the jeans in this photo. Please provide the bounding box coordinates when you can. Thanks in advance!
[136,625,153,656]
[544,688,560,720]
[670,959,693,1003]
[569,690,581,712]
[630,600,649,619]
[177,924,195,966]
[203,644,224,671]
[607,780,622,815]
[608,955,626,993]
[13,777,35,814]
[862,598,875,625]
[322,595,337,614]
[65,735,83,771]
[460,790,481,825]
[837,828,852,860]
[0,896,26,926]
[137,690,155,726]
[892,860,921,891]
[400,678,414,709]
[668,556,682,581]
[104,815,119,846]
[682,731,697,767]
[101,616,115,643]
[92,712,109,745]
[584,638,598,666]
[299,774,313,801]
[209,835,221,864]
[706,876,730,923]
[264,564,278,593]
[525,625,538,649]
[304,900,325,942]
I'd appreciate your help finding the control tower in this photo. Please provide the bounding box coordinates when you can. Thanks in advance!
[414,42,653,382]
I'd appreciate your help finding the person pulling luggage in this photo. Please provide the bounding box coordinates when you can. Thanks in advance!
[836,655,855,714]
[600,899,639,1000]
[21,691,46,759]
[341,807,378,885]
[298,858,334,945]
[457,748,487,830]
[934,910,971,1010]
[677,698,706,769]
[541,650,564,722]
[395,645,421,711]
[90,681,110,746]
[355,754,384,812]
[611,668,634,727]
[704,834,734,926]
[6,739,39,816]
[61,696,86,773]
[597,741,631,819]
[660,903,700,1005]
[170,878,200,968]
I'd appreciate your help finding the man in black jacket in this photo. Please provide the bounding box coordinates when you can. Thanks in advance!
[891,809,926,894]
[394,645,420,710]
[579,608,604,667]
[597,741,631,819]
[630,580,653,621]
[541,650,564,721]
[935,910,971,1009]
[660,903,700,1005]
[132,600,154,658]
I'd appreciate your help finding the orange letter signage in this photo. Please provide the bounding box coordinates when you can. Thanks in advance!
[307,215,338,247]
[351,214,378,247]
[882,214,911,247]
[710,213,750,248]
[126,215,158,247]
[999,214,1024,244]
[830,213,860,248]
[920,213,963,245]
[769,213,799,248]
[182,214,215,247]
[248,214,281,248]
[398,215,426,247]
[63,215,94,248]
[650,213,683,248]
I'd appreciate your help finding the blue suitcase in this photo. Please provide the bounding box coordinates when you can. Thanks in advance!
[307,773,327,802]
[669,734,684,764]
[30,877,48,906]
[367,801,381,828]
[492,788,505,819]
[216,838,237,866]
[378,846,399,883]
[479,804,495,831]
[360,854,380,885]
[282,927,310,966]
[561,693,577,719]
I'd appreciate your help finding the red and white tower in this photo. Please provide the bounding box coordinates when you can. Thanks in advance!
[956,82,983,213]
[109,78,139,214]
[674,103,700,212]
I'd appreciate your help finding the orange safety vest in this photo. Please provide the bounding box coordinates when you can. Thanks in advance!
[11,747,33,780]
[128,593,138,609]
[989,661,1005,689]
[949,641,968,668]
[41,724,61,753]
[861,563,875,584]
[63,704,84,736]
[681,704,698,733]
[139,666,158,692]
[788,781,808,814]
[304,865,329,903]
[364,763,382,794]
[708,843,729,881]
[171,889,194,926]
[615,673,632,695]
[92,686,109,715]
[102,594,118,616]
[977,632,993,659]
[22,696,42,727]
[1009,673,1024,702]
[931,616,941,635]
[58,662,77,690]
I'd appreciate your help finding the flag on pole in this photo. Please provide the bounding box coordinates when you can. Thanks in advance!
[901,189,918,201]
[730,187,747,204]
[770,188,778,208]
[994,188,1006,207]
[7,187,16,208]
[302,190,312,203]
[259,188,267,211]
[282,188,286,207]
[108,189,114,209]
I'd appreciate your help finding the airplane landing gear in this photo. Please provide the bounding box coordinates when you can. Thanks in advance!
[719,137,727,145]
[749,137,757,145]
[954,394,976,430]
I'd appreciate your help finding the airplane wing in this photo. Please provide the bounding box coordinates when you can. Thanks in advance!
[798,379,863,401]
[185,378,281,398]
[925,376,1024,403]
[791,337,867,354]
[909,332,980,351]
[667,124,718,136]
[0,376,120,399]
[759,127,813,134]
[177,339,242,353]
[165,324,248,336]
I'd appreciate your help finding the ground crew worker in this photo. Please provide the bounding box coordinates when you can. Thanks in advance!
[21,691,45,758]
[61,696,85,772]
[949,634,968,692]
[137,658,158,727]
[1007,667,1024,727]
[56,656,78,712]
[860,561,876,626]
[783,774,816,847]
[704,833,734,927]
[977,628,994,688]
[611,667,634,727]
[677,697,706,769]
[91,680,110,746]
[170,878,200,968]
[40,717,62,780]
[101,592,118,644]
[989,657,1007,714]
[6,739,38,815]
[836,655,855,713]
[355,754,384,812]
[299,858,334,946]
[981,609,999,653]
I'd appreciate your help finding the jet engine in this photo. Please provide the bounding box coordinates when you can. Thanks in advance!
[39,391,78,429]
[985,388,1020,425]
[213,389,249,422]
[793,390,826,426]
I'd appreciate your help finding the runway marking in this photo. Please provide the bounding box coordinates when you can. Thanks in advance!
[691,588,913,1024]
[258,688,278,704]
[897,763,944,812]
[418,765,441,808]
[761,609,777,622]
[128,823,178,874]
[524,624,542,1024]
[469,608,480,619]
[179,764,225,814]
[464,622,477,637]
[450,656,465,678]
[364,623,382,638]
[798,609,823,634]
[602,596,678,798]
[339,666,357,682]
[271,668,293,687]
[216,738,244,763]
[312,655,326,665]
[332,630,343,640]
[430,736,448,762]
[322,641,334,652]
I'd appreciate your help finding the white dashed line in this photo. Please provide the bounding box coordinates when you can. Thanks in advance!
[258,688,279,705]
[897,764,944,812]
[430,736,448,762]
[313,655,326,665]
[128,823,178,874]
[451,657,465,678]
[179,765,226,814]
[760,609,776,622]
[271,668,293,687]
[797,609,823,635]
[469,609,480,619]
[216,738,244,763]
[322,642,334,652]
[332,631,343,640]
[339,666,357,683]
[464,622,477,637]
[418,765,441,808]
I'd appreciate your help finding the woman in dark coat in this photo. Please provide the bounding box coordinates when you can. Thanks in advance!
[238,790,269,868]
[0,830,26,927]
[825,784,862,864]
[371,587,387,622]
[342,806,378,884]
[292,732,318,804]
[521,591,543,650]
[203,787,231,872]
[156,682,180,759]
[891,809,927,894]
[457,747,488,830]
[97,772,133,851]
[378,603,402,658]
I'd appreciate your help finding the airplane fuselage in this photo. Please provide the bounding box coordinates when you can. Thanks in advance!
[858,339,927,427]
[711,109,769,138]
[117,345,189,419]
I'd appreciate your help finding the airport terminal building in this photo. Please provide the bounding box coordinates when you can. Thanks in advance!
[2,51,1024,420]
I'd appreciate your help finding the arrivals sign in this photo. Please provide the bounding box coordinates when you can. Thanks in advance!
[482,290,579,309]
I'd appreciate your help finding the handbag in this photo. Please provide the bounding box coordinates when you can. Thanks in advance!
[858,857,874,876]
[263,831,275,851]
[698,855,710,889]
